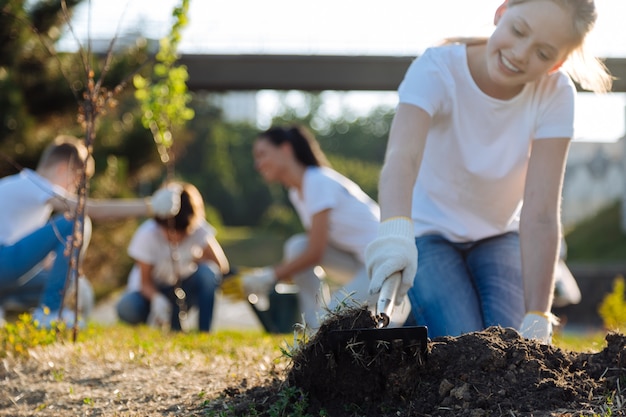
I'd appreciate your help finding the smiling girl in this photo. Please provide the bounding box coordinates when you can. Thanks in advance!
[365,0,612,343]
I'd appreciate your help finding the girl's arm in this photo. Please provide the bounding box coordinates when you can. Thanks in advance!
[364,103,429,304]
[273,208,331,282]
[200,236,230,276]
[50,188,180,219]
[84,198,152,219]
[378,103,431,220]
[49,195,152,219]
[137,260,158,300]
[519,137,571,313]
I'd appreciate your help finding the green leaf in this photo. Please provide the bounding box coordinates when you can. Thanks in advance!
[134,0,193,161]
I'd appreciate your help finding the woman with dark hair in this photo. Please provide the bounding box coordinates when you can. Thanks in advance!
[116,182,229,332]
[243,125,409,331]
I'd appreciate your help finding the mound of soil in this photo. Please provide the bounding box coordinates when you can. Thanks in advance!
[197,306,626,416]
[280,307,625,416]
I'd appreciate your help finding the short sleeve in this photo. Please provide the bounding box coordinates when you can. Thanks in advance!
[303,171,340,215]
[534,72,576,140]
[127,221,160,265]
[398,47,453,116]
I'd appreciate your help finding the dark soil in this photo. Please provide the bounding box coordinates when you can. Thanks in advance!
[207,307,626,417]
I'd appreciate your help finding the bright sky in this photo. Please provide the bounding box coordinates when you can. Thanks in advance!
[59,0,626,141]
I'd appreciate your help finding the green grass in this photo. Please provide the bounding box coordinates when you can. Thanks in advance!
[553,330,609,353]
[219,226,286,268]
[0,312,609,361]
[0,315,291,360]
[566,201,626,261]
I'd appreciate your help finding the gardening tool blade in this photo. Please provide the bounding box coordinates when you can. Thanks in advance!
[329,273,428,359]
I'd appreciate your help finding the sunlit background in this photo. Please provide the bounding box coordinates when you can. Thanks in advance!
[58,0,626,142]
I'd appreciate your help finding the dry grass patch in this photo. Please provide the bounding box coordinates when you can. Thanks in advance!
[0,323,290,416]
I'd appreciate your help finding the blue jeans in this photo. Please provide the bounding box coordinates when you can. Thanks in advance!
[407,232,524,338]
[0,214,90,312]
[116,263,219,332]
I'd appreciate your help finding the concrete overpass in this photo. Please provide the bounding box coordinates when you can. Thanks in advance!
[179,54,626,92]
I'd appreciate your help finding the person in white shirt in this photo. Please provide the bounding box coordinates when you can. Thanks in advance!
[0,135,180,328]
[116,181,229,332]
[364,0,613,344]
[242,125,409,330]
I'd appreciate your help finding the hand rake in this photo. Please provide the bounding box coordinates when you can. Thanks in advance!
[329,273,428,360]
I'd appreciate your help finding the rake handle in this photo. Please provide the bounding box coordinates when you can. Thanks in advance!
[376,272,401,327]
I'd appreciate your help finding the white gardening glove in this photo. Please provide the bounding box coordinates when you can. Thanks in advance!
[147,293,172,328]
[242,267,277,296]
[365,217,417,308]
[149,184,183,218]
[519,312,556,344]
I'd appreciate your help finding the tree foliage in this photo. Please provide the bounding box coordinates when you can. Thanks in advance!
[0,0,82,169]
[0,0,158,180]
[133,0,194,169]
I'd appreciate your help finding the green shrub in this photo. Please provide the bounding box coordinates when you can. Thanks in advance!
[259,204,303,236]
[0,313,62,358]
[598,275,626,332]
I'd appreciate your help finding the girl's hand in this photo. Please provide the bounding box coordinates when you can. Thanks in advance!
[365,217,417,308]
[149,184,183,217]
[519,312,556,344]
[147,293,172,329]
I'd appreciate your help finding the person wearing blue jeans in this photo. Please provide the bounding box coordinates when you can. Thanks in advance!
[0,214,93,322]
[116,182,230,332]
[408,233,523,338]
[364,1,613,344]
[116,263,220,331]
[0,135,182,328]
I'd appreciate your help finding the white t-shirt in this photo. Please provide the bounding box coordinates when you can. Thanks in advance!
[0,169,67,245]
[398,44,575,242]
[126,219,217,291]
[288,166,380,263]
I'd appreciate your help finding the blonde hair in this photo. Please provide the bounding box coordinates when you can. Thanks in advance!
[440,0,613,93]
[509,0,613,93]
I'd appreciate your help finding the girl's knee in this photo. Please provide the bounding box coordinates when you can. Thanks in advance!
[116,293,147,324]
[194,264,220,289]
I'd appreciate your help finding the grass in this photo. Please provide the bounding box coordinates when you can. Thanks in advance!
[566,201,626,262]
[554,329,610,353]
[0,313,293,361]
[0,317,300,417]
[218,226,286,268]
[0,312,610,360]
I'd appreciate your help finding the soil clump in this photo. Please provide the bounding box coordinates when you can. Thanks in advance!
[279,307,626,416]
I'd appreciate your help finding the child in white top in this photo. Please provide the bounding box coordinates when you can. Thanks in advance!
[116,181,229,332]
